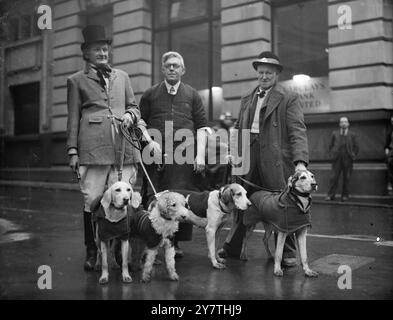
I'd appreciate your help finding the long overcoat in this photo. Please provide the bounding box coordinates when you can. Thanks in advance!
[232,84,309,190]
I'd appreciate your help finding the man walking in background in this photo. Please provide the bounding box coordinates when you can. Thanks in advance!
[325,116,359,201]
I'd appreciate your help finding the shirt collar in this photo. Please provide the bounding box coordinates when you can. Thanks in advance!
[256,86,272,98]
[164,80,181,95]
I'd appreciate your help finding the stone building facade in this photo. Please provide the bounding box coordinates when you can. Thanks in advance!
[0,0,392,197]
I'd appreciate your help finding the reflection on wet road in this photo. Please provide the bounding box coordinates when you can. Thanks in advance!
[0,186,392,299]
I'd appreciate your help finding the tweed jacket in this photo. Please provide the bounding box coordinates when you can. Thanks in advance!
[66,65,141,165]
[233,84,309,190]
[328,130,359,161]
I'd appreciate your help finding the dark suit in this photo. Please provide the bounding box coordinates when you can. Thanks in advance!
[139,81,208,241]
[385,128,393,188]
[327,130,359,198]
[223,84,309,258]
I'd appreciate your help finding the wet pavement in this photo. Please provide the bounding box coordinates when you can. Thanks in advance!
[0,186,393,300]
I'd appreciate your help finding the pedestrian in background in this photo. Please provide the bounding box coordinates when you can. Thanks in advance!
[66,25,141,270]
[384,115,393,193]
[325,116,359,201]
[205,112,235,189]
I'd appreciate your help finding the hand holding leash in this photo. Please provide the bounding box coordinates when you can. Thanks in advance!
[121,112,136,129]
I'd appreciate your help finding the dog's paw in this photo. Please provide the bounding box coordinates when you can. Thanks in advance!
[168,272,179,281]
[99,275,109,285]
[274,268,284,277]
[305,269,319,278]
[239,252,248,261]
[141,273,151,283]
[122,273,133,283]
[212,261,226,270]
[216,256,226,264]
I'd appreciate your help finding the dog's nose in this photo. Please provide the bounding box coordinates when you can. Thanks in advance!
[123,198,129,205]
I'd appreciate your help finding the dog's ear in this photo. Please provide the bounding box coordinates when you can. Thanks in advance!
[221,186,234,205]
[131,191,142,209]
[101,187,112,209]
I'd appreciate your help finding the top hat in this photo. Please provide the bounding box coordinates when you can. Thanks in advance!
[81,25,112,50]
[252,51,283,72]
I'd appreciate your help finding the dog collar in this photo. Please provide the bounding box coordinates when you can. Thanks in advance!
[218,189,232,214]
[290,187,310,198]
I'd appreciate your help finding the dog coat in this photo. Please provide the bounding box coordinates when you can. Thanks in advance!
[129,209,165,249]
[173,190,210,218]
[94,205,130,242]
[243,189,311,233]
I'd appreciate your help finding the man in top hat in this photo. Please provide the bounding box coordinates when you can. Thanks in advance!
[66,25,143,270]
[218,51,309,266]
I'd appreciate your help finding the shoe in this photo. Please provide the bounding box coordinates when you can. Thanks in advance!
[84,247,97,271]
[282,257,297,267]
[325,196,334,201]
[342,196,348,202]
[174,246,184,259]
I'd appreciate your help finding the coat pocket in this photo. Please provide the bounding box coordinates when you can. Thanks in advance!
[88,116,104,124]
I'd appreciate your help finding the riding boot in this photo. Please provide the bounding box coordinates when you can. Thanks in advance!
[83,211,97,271]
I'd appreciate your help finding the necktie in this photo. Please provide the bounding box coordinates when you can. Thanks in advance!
[169,86,176,95]
[93,64,112,88]
[256,89,266,98]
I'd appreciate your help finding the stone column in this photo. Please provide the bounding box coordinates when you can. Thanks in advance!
[221,0,272,115]
[328,0,393,111]
[112,0,152,103]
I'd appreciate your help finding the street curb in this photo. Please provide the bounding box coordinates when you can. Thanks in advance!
[313,199,393,209]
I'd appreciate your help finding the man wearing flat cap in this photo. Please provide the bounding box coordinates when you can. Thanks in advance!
[66,25,142,270]
[218,52,309,266]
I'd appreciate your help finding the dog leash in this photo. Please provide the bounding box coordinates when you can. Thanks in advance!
[235,175,282,193]
[112,116,158,195]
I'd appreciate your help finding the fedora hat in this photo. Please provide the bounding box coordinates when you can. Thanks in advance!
[81,25,112,50]
[252,51,283,72]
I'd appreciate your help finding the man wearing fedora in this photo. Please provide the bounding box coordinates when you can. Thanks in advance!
[218,51,309,266]
[66,25,142,270]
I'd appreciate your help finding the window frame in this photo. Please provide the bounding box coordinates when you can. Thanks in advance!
[271,0,329,81]
[152,0,221,121]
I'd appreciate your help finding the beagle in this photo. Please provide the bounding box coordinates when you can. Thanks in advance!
[173,183,251,269]
[92,181,141,285]
[240,170,319,277]
[129,191,190,282]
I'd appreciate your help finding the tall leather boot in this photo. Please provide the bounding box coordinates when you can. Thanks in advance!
[83,211,97,271]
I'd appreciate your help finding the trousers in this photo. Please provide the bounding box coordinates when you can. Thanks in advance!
[79,164,138,212]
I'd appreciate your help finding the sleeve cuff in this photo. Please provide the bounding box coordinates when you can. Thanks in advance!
[67,147,78,156]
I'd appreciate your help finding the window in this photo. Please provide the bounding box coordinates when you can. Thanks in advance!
[272,0,330,113]
[272,0,328,81]
[20,15,32,40]
[153,0,221,120]
[10,82,40,135]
